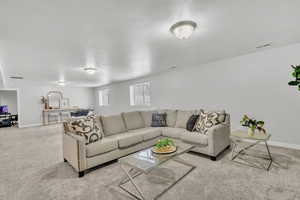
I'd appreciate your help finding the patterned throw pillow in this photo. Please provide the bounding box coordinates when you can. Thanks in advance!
[151,113,167,127]
[193,110,226,135]
[67,116,103,144]
[186,114,199,132]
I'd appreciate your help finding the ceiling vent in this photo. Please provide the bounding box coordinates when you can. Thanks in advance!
[256,43,272,49]
[9,76,24,80]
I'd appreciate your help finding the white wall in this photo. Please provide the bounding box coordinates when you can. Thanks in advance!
[0,74,4,88]
[0,90,18,115]
[0,66,5,88]
[94,43,300,146]
[6,81,94,127]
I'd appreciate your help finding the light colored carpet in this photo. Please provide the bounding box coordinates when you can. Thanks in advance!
[1,124,300,200]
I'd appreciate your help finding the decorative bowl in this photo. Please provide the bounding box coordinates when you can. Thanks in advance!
[151,145,177,154]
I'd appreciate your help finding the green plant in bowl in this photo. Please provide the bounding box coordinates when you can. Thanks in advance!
[155,138,175,148]
[153,138,176,154]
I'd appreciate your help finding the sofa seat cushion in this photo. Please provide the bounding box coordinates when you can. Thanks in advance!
[116,132,144,148]
[122,111,145,130]
[101,114,127,136]
[143,129,161,141]
[180,131,208,145]
[161,127,185,139]
[86,138,118,157]
[130,127,162,141]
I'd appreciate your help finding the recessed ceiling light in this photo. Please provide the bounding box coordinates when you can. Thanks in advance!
[256,43,272,49]
[170,20,197,40]
[84,67,97,74]
[9,76,24,80]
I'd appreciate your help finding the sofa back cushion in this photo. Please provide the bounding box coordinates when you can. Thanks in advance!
[140,110,156,127]
[175,110,200,128]
[122,111,145,130]
[94,116,104,133]
[165,110,177,127]
[101,114,127,136]
[224,113,230,126]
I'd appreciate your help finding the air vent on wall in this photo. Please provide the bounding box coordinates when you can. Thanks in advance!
[9,76,24,80]
[256,43,272,49]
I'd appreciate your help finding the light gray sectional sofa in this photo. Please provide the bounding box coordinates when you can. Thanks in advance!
[63,110,231,177]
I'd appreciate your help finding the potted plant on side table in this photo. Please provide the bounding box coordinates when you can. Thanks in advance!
[288,64,300,90]
[240,115,266,136]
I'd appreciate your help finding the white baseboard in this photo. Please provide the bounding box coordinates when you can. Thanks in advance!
[268,140,300,150]
[19,122,64,128]
[19,123,43,128]
[238,138,300,150]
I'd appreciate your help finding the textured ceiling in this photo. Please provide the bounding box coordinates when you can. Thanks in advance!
[1,0,300,87]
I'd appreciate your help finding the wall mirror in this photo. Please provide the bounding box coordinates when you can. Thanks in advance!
[61,98,70,108]
[47,91,63,109]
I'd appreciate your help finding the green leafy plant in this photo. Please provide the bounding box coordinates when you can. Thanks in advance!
[240,115,266,134]
[155,138,175,148]
[288,65,300,90]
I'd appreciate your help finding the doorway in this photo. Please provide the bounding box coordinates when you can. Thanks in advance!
[0,89,19,128]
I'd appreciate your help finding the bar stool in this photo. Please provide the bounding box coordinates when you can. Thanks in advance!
[60,112,71,122]
[48,112,60,124]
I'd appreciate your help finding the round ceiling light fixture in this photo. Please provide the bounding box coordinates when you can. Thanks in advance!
[84,67,97,74]
[56,80,66,86]
[9,76,24,80]
[170,20,197,40]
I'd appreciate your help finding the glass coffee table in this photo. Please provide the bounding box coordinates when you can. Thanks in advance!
[118,140,196,200]
[231,130,273,171]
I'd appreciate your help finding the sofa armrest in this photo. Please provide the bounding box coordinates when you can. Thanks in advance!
[63,132,87,172]
[207,123,231,156]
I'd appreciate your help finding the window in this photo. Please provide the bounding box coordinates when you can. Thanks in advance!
[98,89,109,106]
[130,82,150,106]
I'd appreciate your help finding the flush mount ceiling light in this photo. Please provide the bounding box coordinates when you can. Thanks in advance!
[9,76,24,80]
[84,67,97,74]
[256,43,272,49]
[56,80,66,86]
[170,20,197,40]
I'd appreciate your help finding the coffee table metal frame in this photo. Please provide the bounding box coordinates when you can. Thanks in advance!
[118,145,196,200]
[231,131,273,171]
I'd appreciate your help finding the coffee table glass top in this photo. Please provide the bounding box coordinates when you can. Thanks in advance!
[231,130,271,141]
[119,140,194,172]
